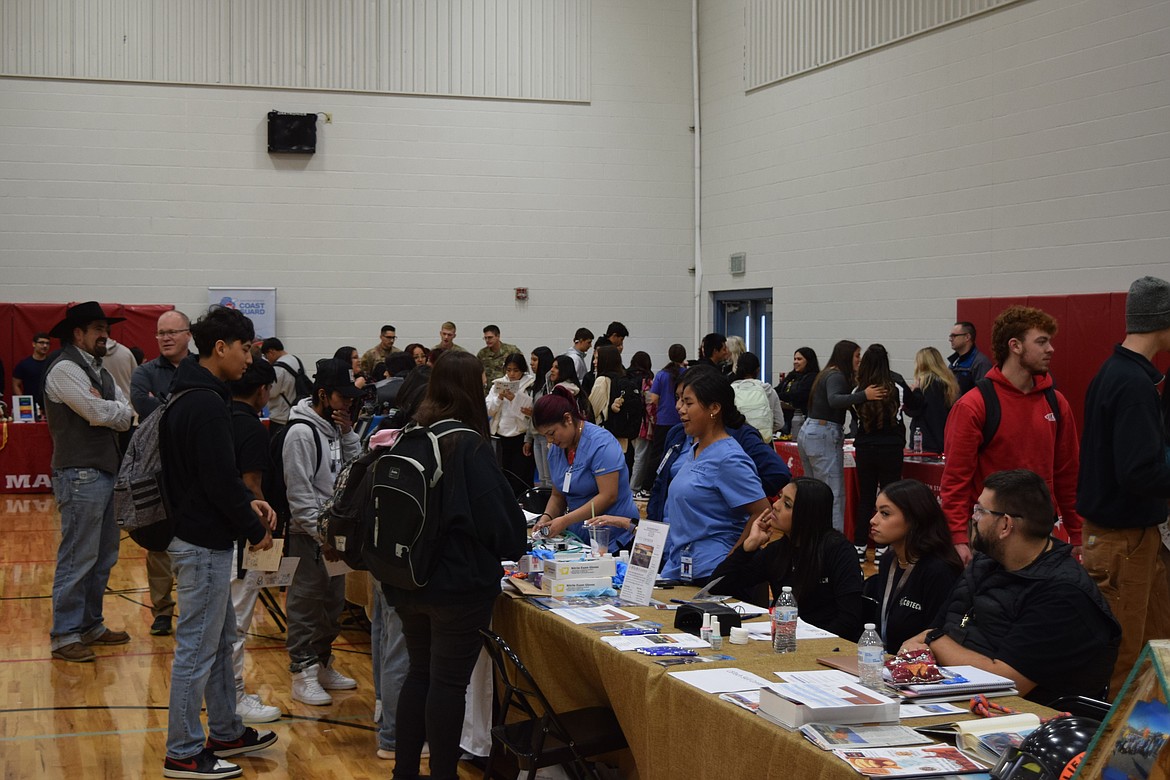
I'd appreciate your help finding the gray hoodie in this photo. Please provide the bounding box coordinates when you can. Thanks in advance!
[283,397,361,539]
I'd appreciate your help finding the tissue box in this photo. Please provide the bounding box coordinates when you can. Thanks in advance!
[541,576,614,596]
[542,557,617,581]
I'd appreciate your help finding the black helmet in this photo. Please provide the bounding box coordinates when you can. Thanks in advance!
[990,716,1100,780]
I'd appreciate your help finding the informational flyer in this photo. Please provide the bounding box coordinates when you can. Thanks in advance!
[242,538,283,572]
[618,520,668,606]
[244,557,299,588]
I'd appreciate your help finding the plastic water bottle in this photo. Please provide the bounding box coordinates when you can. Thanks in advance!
[857,623,885,688]
[912,428,923,453]
[772,586,798,654]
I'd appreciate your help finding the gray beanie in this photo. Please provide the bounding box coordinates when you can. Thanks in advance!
[1127,276,1170,333]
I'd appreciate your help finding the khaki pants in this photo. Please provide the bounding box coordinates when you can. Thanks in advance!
[1082,520,1170,699]
[147,549,176,619]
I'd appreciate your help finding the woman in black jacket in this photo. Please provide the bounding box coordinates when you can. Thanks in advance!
[864,479,963,652]
[711,477,863,641]
[384,351,527,780]
[904,346,959,454]
[775,347,819,438]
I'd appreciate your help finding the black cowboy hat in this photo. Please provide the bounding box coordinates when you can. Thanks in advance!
[48,301,126,340]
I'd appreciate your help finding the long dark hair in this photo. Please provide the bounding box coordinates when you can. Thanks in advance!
[628,350,653,384]
[414,351,491,439]
[596,345,624,377]
[677,365,745,429]
[661,343,687,381]
[333,345,358,363]
[855,344,899,432]
[795,346,819,375]
[879,480,962,573]
[784,477,839,603]
[532,347,554,380]
[809,340,860,407]
[551,355,578,388]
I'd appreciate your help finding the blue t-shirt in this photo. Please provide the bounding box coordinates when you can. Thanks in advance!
[546,422,638,550]
[649,368,684,426]
[660,436,765,581]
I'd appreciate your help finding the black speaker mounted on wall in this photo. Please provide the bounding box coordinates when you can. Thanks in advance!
[267,111,317,154]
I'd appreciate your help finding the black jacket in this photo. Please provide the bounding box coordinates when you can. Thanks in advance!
[384,430,527,607]
[711,532,863,642]
[1077,345,1170,528]
[904,381,951,454]
[933,540,1120,702]
[162,359,267,550]
[863,552,961,652]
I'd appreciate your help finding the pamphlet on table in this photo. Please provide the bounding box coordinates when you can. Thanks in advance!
[830,745,985,777]
[667,667,772,694]
[618,520,668,606]
[600,633,710,652]
[799,723,932,751]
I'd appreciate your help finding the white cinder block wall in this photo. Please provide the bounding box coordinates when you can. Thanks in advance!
[0,0,696,366]
[699,0,1170,379]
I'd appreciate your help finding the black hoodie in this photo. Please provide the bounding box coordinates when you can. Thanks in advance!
[162,359,267,550]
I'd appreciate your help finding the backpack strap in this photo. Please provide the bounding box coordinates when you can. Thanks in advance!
[285,417,324,474]
[975,378,1000,453]
[413,419,478,487]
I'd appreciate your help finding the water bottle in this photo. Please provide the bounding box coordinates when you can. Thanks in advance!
[772,586,798,654]
[857,623,885,688]
[912,428,923,453]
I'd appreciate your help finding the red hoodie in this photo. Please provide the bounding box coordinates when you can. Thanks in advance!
[940,366,1082,546]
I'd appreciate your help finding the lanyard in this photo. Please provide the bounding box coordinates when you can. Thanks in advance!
[879,560,914,643]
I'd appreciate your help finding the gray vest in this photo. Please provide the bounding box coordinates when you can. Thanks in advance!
[44,345,121,473]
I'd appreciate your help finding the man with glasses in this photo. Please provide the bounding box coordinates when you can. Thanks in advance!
[360,324,401,376]
[12,332,54,417]
[946,321,992,396]
[130,309,194,637]
[477,324,521,385]
[901,469,1119,703]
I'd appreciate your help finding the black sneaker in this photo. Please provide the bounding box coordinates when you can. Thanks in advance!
[206,726,278,758]
[163,748,241,779]
[151,615,173,636]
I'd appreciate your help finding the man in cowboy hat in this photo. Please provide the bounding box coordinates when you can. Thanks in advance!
[43,301,135,662]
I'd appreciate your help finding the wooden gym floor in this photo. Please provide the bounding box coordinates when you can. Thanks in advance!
[0,493,480,779]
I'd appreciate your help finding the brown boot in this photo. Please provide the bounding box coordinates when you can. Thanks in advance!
[52,642,97,662]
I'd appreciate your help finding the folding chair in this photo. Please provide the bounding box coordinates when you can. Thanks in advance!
[479,629,628,780]
[519,486,552,517]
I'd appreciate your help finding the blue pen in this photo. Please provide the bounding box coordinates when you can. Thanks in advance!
[618,627,660,636]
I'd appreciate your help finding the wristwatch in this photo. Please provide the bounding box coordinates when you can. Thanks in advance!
[924,627,948,645]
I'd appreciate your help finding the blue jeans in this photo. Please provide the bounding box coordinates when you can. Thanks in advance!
[797,421,845,532]
[166,538,244,760]
[371,586,409,751]
[50,467,120,650]
[532,437,553,488]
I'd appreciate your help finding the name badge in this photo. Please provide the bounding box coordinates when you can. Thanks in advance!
[562,468,572,494]
[680,546,694,582]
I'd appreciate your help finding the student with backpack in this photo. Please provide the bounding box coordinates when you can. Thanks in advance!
[590,345,641,472]
[159,306,279,778]
[731,351,784,443]
[260,337,312,435]
[283,358,363,707]
[383,351,527,780]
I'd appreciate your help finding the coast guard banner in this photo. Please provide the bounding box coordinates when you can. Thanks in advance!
[208,288,277,339]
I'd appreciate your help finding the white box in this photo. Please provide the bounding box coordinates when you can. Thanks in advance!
[542,557,617,581]
[541,576,614,596]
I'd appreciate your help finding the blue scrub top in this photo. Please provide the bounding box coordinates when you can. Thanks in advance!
[660,436,765,581]
[546,422,638,550]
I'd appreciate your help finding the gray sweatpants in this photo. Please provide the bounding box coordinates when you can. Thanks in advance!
[285,533,346,672]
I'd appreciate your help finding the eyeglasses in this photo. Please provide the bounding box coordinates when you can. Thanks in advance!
[971,505,1014,522]
[948,333,969,341]
[156,329,190,339]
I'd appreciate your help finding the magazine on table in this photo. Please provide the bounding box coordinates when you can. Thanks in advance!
[831,745,986,777]
[800,723,933,751]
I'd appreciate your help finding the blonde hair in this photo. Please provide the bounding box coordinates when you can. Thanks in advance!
[915,347,959,406]
[725,335,746,372]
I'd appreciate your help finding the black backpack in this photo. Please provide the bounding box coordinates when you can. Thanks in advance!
[318,447,380,571]
[363,419,476,590]
[975,377,1061,452]
[274,356,314,408]
[603,374,644,440]
[264,418,323,537]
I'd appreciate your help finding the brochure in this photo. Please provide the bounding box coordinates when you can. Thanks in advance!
[800,723,933,751]
[618,520,669,606]
[831,745,986,777]
[759,679,900,729]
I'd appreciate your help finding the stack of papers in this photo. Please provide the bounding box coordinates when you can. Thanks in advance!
[667,667,772,694]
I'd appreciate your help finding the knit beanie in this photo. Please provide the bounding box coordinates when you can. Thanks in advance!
[1126,276,1170,333]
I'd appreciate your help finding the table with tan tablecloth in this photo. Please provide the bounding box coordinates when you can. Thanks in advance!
[492,587,1051,780]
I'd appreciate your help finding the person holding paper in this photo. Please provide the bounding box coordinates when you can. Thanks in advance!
[863,479,962,652]
[711,477,863,640]
[282,358,363,707]
[486,352,535,497]
[900,469,1120,703]
[531,386,639,552]
[655,366,774,585]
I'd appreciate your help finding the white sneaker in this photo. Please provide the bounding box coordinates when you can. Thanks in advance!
[236,693,282,723]
[318,659,357,691]
[291,664,333,705]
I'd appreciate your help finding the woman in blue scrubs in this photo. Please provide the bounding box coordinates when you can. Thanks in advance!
[531,387,639,551]
[650,366,774,584]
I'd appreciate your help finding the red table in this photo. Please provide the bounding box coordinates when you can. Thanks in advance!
[0,421,54,493]
[773,440,944,540]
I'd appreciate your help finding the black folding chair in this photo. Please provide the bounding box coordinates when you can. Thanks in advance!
[479,629,628,780]
[519,486,552,517]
